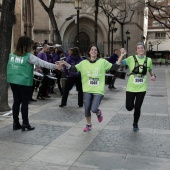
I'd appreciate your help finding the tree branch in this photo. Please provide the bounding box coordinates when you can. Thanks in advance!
[38,0,49,12]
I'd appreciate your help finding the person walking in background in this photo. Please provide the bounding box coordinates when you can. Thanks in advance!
[37,44,51,99]
[121,43,156,132]
[51,46,64,95]
[158,57,162,66]
[7,36,63,131]
[107,49,119,89]
[59,47,83,107]
[29,44,38,102]
[59,45,126,132]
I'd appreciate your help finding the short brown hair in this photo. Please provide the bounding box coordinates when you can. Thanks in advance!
[136,42,145,49]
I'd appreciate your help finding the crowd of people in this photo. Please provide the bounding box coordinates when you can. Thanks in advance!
[7,36,156,132]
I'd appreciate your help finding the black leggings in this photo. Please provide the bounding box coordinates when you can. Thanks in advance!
[61,77,83,106]
[126,91,146,124]
[10,83,32,124]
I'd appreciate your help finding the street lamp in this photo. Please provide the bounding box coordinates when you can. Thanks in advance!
[148,41,153,51]
[125,30,130,55]
[110,19,117,54]
[75,0,82,48]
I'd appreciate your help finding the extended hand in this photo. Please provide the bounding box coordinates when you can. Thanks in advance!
[120,48,126,56]
[55,62,64,70]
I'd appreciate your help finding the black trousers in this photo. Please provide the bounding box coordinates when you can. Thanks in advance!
[30,79,35,100]
[107,70,116,87]
[61,77,83,106]
[10,83,32,124]
[38,76,50,97]
[53,70,63,95]
[126,91,146,124]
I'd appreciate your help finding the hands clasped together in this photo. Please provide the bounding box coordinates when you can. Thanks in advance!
[55,60,70,71]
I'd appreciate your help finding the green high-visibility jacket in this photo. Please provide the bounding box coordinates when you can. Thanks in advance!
[7,52,34,86]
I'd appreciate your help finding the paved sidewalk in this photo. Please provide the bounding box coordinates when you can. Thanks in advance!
[0,65,170,170]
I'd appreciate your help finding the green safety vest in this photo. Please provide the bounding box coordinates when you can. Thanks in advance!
[7,52,34,86]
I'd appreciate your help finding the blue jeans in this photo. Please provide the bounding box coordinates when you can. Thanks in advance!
[84,92,103,117]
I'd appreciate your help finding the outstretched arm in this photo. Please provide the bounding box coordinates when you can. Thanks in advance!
[109,48,126,71]
[57,60,78,72]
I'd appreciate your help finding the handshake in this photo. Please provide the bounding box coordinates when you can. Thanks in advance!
[55,60,70,71]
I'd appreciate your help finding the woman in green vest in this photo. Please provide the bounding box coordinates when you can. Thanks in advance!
[7,36,62,131]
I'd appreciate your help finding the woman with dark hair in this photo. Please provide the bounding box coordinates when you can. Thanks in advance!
[60,45,126,132]
[7,36,62,131]
[59,47,83,107]
[120,43,156,131]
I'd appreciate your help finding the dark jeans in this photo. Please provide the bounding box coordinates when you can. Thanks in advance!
[61,77,83,106]
[10,83,32,124]
[38,76,50,97]
[126,91,146,124]
[53,70,63,95]
[84,93,103,117]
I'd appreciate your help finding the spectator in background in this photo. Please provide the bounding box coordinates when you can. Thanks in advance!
[59,47,83,107]
[51,47,64,95]
[107,49,119,89]
[37,44,50,99]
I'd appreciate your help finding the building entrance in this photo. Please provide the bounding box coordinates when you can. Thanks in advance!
[74,32,90,54]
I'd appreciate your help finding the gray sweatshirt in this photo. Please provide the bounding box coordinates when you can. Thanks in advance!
[28,54,57,70]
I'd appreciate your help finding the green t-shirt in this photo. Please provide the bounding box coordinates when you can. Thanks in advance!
[75,58,112,95]
[125,55,153,92]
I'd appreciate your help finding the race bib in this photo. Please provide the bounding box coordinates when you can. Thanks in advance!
[134,76,144,84]
[89,77,99,86]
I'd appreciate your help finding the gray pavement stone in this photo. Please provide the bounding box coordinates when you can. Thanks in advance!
[123,154,170,170]
[71,151,125,170]
[108,114,169,130]
[30,107,84,123]
[0,141,43,167]
[0,66,169,170]
[0,165,16,170]
[0,124,70,146]
[87,129,170,159]
[30,147,83,166]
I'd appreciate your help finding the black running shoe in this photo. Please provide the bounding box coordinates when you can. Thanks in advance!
[133,123,139,132]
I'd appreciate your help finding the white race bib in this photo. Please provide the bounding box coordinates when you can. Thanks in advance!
[89,78,99,86]
[134,76,144,84]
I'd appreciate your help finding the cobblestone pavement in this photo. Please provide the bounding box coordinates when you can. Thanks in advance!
[0,66,170,170]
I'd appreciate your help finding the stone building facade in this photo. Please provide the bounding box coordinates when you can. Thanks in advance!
[8,0,145,56]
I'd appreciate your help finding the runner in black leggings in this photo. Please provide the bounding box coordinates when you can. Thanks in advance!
[120,44,156,131]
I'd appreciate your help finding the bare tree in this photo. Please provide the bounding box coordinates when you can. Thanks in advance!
[0,0,16,112]
[38,0,62,44]
[138,0,170,29]
[99,0,138,48]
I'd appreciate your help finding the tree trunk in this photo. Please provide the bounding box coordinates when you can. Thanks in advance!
[0,0,16,112]
[48,11,62,44]
[38,0,62,44]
